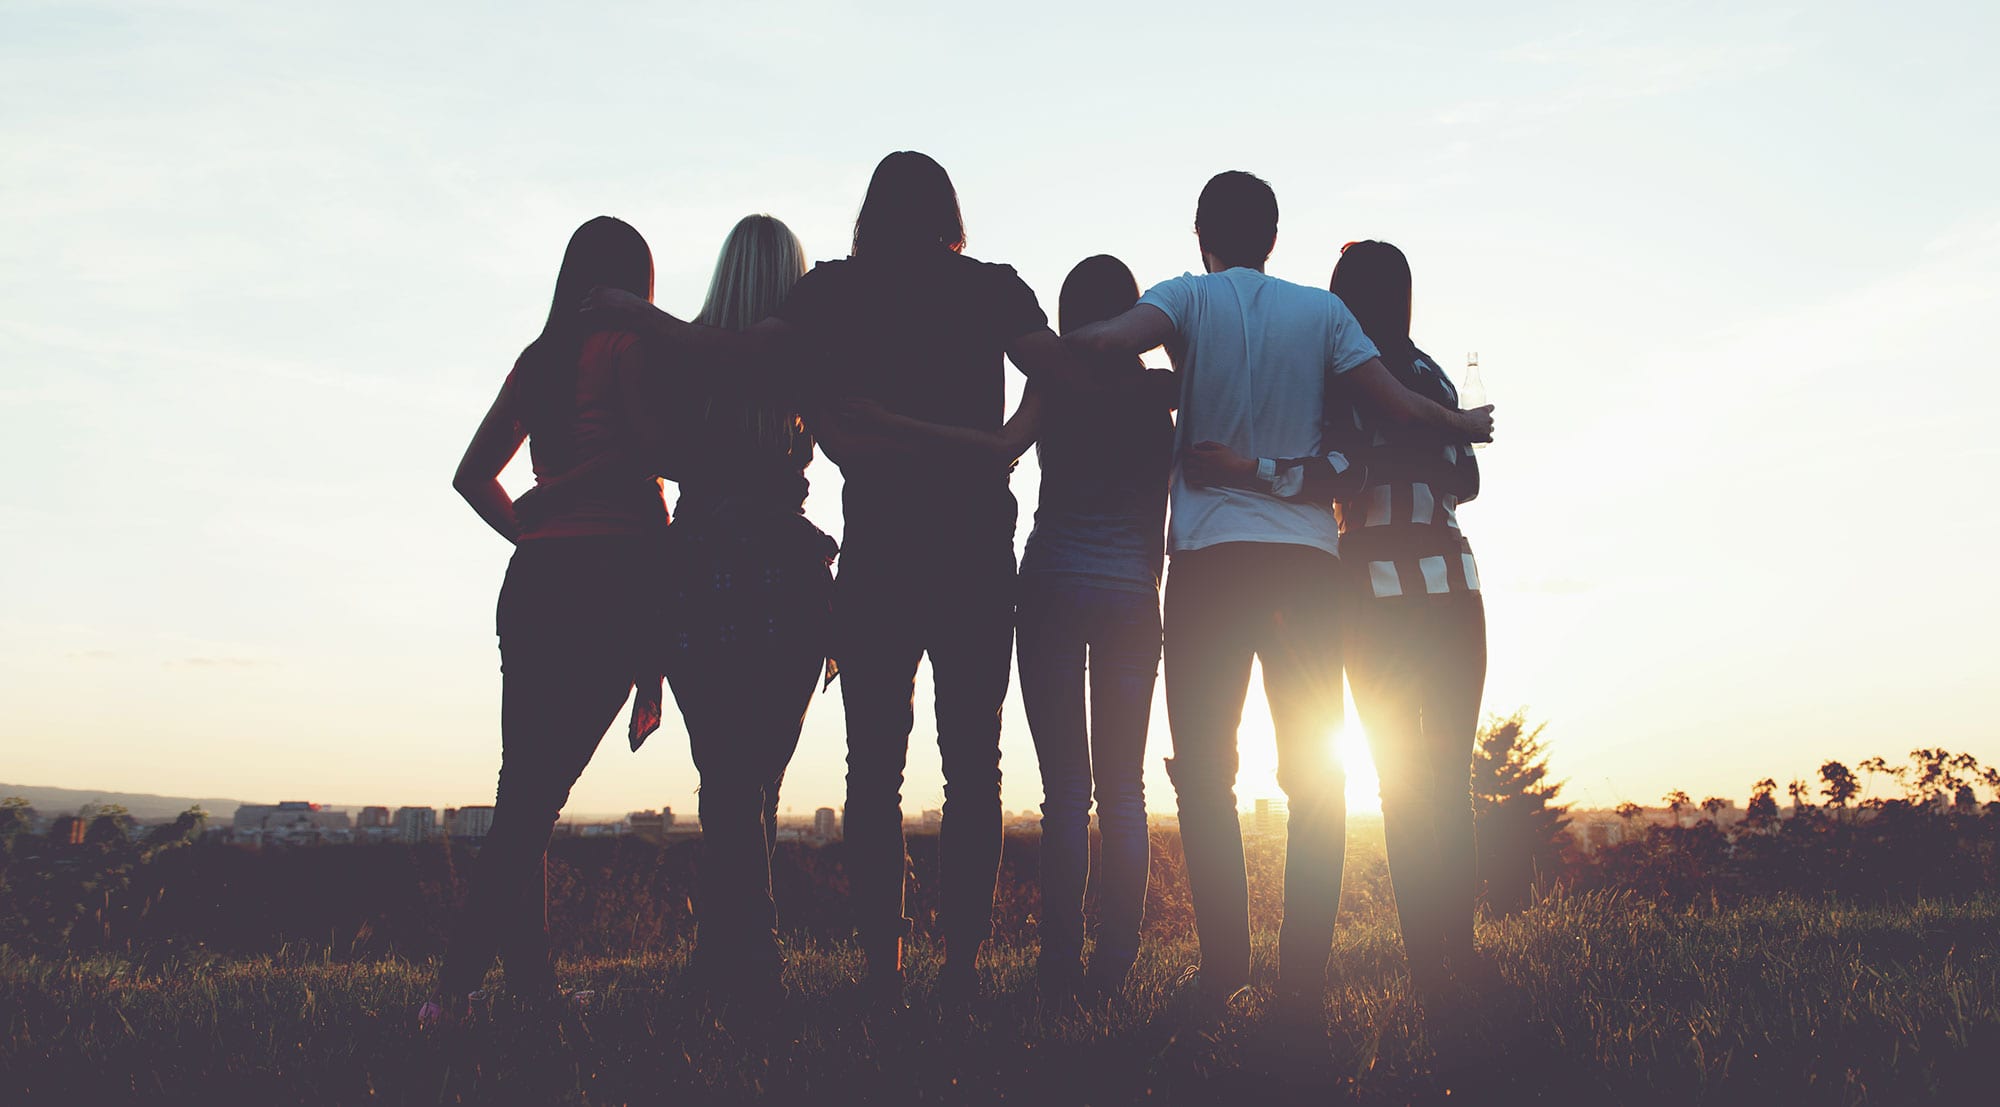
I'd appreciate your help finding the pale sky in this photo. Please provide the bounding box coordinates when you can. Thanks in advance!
[3,0,1996,820]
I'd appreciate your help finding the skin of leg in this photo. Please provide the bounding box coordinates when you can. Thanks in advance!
[836,564,926,968]
[1162,545,1260,991]
[1016,577,1094,974]
[1258,545,1348,994]
[925,550,1016,965]
[1084,585,1161,977]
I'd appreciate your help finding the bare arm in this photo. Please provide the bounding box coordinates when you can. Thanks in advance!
[452,375,528,544]
[582,287,798,376]
[1064,303,1175,358]
[836,386,1044,466]
[1342,358,1494,441]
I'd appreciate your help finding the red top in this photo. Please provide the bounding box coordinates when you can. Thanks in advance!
[516,330,669,542]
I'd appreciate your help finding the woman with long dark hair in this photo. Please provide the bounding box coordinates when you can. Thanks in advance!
[1329,240,1486,1000]
[421,216,666,1027]
[1017,257,1176,1003]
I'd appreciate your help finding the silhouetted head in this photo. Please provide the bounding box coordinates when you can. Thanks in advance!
[1330,239,1414,357]
[1195,171,1278,270]
[520,216,653,440]
[696,213,807,331]
[696,214,810,451]
[1058,254,1140,335]
[851,151,966,259]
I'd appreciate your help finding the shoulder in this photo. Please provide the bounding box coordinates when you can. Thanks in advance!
[957,252,1031,289]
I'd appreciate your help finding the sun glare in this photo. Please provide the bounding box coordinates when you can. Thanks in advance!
[1231,663,1384,815]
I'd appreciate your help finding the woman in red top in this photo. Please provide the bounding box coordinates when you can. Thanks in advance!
[422,216,668,1027]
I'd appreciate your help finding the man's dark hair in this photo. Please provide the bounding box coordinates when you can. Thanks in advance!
[1195,171,1278,268]
[851,150,967,258]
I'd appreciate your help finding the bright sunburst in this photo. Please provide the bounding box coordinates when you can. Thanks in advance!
[1231,662,1383,815]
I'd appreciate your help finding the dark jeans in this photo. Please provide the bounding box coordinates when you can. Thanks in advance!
[1016,576,1158,979]
[1162,541,1346,994]
[666,534,831,982]
[836,540,1016,966]
[1346,590,1486,983]
[440,535,653,998]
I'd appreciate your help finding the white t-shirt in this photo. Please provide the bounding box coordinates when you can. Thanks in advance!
[1138,268,1380,558]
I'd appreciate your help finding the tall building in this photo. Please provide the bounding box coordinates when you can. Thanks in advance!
[813,807,839,841]
[394,806,437,843]
[451,805,495,840]
[628,810,667,842]
[356,806,391,830]
[1253,797,1289,838]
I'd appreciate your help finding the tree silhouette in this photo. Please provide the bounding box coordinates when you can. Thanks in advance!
[1664,790,1691,827]
[1471,712,1571,913]
[1700,796,1729,822]
[1745,779,1779,829]
[1820,762,1858,809]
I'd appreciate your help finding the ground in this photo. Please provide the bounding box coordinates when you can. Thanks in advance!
[5,893,1998,1105]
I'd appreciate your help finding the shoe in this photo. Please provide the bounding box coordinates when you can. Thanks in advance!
[935,959,981,1006]
[860,966,907,1015]
[1268,983,1326,1036]
[1169,966,1249,1022]
[1080,952,1134,1005]
[417,993,470,1030]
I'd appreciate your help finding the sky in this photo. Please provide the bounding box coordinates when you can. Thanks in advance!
[3,0,1997,821]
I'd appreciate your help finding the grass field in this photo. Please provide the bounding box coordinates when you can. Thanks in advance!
[5,891,1998,1105]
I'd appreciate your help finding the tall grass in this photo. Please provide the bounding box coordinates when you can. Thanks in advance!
[6,891,1997,1105]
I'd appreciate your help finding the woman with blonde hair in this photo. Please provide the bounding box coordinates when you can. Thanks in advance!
[663,214,836,1006]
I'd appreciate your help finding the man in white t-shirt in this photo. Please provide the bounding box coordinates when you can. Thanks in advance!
[1057,171,1493,1012]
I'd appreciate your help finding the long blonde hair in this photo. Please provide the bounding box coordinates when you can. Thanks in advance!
[694,214,809,452]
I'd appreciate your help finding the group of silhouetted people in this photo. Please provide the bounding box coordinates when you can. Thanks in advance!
[422,151,1496,1031]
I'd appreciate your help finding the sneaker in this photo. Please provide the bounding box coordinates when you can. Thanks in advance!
[417,993,470,1030]
[935,959,982,1006]
[1169,966,1249,1023]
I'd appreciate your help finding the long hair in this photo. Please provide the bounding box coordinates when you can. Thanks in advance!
[1330,239,1414,364]
[850,151,966,259]
[694,214,809,453]
[517,216,653,442]
[1058,254,1140,335]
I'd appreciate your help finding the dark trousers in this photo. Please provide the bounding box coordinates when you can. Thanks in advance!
[440,536,650,998]
[1016,577,1158,978]
[837,542,1016,964]
[1346,590,1486,982]
[668,584,828,981]
[1162,541,1346,993]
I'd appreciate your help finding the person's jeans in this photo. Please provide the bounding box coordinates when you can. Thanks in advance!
[1016,576,1158,981]
[670,620,825,983]
[440,536,653,998]
[836,540,1017,969]
[663,509,834,985]
[1162,541,1346,994]
[1345,589,1486,983]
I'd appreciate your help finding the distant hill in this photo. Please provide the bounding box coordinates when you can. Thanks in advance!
[0,783,261,822]
[0,784,631,824]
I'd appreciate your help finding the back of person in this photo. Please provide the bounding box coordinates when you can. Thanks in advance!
[518,329,669,541]
[780,249,1044,549]
[1140,267,1375,557]
[1022,387,1175,592]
